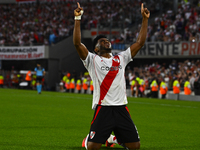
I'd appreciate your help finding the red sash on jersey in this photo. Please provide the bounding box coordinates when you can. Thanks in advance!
[98,55,120,105]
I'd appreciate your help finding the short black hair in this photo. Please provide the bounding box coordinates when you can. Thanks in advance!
[92,34,107,52]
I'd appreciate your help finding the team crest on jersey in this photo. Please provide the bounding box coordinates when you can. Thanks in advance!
[113,57,120,63]
[90,131,96,139]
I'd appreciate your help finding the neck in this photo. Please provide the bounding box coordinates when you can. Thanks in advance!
[99,52,111,58]
[99,49,112,58]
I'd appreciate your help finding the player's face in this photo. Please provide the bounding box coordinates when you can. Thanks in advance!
[98,38,111,51]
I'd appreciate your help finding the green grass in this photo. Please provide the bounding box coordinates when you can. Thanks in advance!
[0,88,200,150]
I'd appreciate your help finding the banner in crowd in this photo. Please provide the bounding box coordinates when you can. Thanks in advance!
[0,46,45,60]
[112,42,200,58]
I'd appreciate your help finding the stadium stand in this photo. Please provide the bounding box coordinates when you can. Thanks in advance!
[0,0,200,98]
[147,0,200,42]
[0,0,173,46]
[0,0,199,45]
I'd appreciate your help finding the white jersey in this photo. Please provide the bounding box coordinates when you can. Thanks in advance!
[82,48,132,110]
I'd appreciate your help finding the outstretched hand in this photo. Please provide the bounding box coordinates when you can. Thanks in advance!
[141,3,150,19]
[74,2,83,16]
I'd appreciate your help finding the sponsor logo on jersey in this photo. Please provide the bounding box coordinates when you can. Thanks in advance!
[90,131,96,139]
[113,57,120,63]
[101,65,122,71]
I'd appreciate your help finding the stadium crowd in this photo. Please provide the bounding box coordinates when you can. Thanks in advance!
[126,59,200,97]
[1,59,200,97]
[0,2,75,46]
[119,0,200,44]
[0,0,200,97]
[146,0,200,43]
[1,0,198,46]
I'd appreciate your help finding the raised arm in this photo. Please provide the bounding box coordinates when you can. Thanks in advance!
[73,2,88,60]
[130,3,150,58]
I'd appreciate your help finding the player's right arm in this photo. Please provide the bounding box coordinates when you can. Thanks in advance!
[73,2,88,60]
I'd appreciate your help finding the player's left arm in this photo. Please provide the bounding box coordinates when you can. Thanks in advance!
[130,3,150,58]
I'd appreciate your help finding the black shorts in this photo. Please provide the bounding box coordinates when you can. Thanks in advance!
[88,105,140,144]
[36,76,43,83]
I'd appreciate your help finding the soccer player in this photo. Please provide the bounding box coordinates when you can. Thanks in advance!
[34,63,45,94]
[73,2,150,150]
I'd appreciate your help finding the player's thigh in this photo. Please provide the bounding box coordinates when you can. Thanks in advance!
[114,106,140,143]
[88,106,114,144]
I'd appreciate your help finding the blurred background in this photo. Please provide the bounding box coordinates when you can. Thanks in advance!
[0,0,199,98]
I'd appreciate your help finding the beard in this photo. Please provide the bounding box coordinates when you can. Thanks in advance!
[100,43,112,51]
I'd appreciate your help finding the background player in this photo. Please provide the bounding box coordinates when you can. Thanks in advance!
[34,63,45,94]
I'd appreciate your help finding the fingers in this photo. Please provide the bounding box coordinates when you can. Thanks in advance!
[145,8,150,15]
[141,3,143,11]
[141,3,150,18]
[77,2,83,11]
[144,8,149,14]
[77,2,80,8]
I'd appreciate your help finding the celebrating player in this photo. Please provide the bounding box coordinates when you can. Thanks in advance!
[73,2,150,150]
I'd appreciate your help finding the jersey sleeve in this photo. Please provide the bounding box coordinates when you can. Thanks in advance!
[118,47,132,66]
[81,52,95,70]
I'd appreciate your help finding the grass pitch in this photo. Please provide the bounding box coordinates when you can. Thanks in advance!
[0,88,199,150]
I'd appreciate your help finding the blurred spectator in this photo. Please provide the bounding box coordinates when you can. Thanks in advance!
[0,72,4,88]
[193,73,200,95]
[184,76,192,95]
[49,31,57,45]
[189,72,196,89]
[160,77,168,99]
[59,79,64,92]
[148,77,159,98]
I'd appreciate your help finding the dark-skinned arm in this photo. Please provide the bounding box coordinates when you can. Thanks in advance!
[73,2,88,60]
[130,3,150,58]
